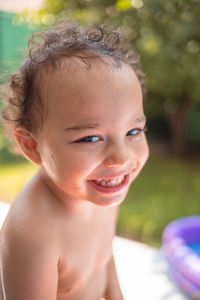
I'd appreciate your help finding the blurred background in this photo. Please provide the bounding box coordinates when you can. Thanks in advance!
[0,0,200,247]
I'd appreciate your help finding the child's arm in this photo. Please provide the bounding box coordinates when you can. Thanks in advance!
[1,224,59,300]
[104,254,124,300]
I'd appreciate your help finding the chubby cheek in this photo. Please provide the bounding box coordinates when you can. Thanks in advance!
[46,149,100,185]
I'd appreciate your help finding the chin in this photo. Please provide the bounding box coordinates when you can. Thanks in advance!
[90,191,128,207]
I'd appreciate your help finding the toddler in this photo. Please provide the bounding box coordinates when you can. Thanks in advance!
[0,22,149,300]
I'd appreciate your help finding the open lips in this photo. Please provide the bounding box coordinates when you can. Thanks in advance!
[93,175,126,187]
[88,174,130,194]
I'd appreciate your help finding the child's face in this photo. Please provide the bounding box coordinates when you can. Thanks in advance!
[36,61,149,207]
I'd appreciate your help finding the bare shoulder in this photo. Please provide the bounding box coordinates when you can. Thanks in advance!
[0,170,61,263]
[2,174,57,230]
[0,213,60,300]
[0,173,62,300]
[0,171,64,260]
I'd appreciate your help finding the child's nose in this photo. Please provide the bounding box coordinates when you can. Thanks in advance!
[103,143,136,168]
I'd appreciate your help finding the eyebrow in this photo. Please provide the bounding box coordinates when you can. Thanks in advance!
[64,122,101,131]
[64,116,146,131]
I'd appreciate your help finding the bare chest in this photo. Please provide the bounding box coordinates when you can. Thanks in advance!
[57,207,117,298]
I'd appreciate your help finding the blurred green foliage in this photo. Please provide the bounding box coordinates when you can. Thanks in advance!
[118,155,200,246]
[17,0,200,104]
[187,105,200,141]
[0,12,37,163]
[0,11,37,73]
[0,132,25,164]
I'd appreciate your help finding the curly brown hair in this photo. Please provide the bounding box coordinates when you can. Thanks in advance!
[1,21,144,151]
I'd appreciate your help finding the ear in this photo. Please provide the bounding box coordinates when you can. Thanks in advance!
[15,127,41,165]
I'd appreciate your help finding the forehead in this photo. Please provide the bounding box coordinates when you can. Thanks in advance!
[41,61,143,127]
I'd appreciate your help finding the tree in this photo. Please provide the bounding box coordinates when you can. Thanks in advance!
[20,0,200,154]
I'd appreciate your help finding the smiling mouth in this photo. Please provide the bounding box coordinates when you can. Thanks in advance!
[93,175,125,187]
[88,174,129,194]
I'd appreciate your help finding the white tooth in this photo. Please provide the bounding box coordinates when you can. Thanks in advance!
[106,181,115,187]
[116,176,124,184]
[116,177,121,184]
[109,179,117,184]
[94,175,125,187]
[100,181,107,186]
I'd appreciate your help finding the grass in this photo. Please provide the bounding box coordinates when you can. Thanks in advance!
[118,156,200,247]
[0,161,38,201]
[1,156,200,247]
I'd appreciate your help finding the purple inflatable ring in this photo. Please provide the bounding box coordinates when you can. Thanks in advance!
[162,216,200,300]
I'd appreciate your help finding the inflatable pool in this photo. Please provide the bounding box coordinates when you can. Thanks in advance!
[162,216,200,300]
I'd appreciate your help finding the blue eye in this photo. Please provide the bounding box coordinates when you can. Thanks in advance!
[127,129,141,136]
[74,126,147,144]
[127,126,147,136]
[76,136,100,143]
